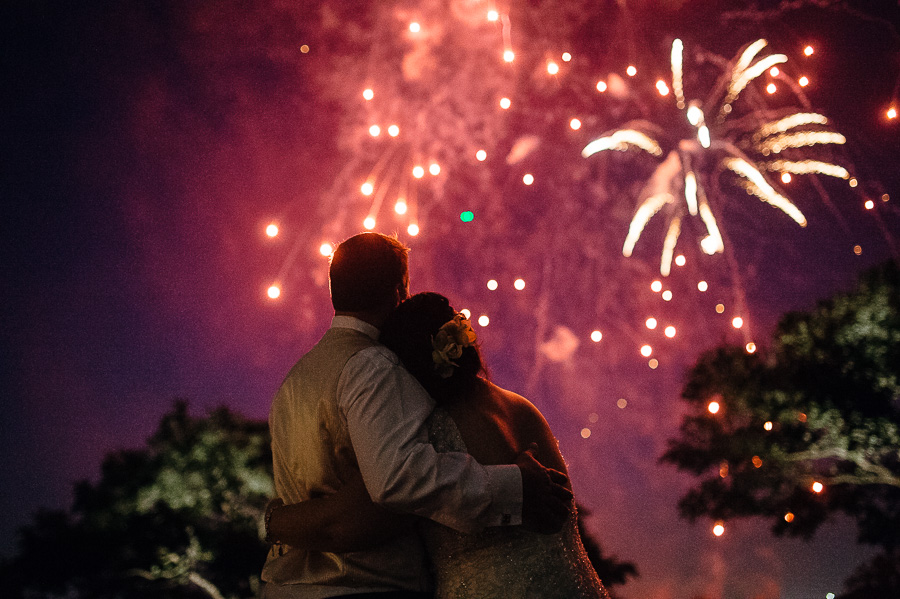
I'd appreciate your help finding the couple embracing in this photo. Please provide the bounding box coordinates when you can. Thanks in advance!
[261,233,610,598]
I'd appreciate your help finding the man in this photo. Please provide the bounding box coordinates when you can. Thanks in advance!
[262,233,572,598]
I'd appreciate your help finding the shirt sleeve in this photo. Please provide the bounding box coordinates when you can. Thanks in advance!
[338,346,522,533]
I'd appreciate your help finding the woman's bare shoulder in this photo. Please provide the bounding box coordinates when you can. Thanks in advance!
[482,381,567,472]
[485,381,548,425]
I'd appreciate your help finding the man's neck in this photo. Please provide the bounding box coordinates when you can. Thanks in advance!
[334,310,385,330]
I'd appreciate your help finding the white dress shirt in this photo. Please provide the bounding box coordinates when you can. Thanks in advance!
[334,315,523,532]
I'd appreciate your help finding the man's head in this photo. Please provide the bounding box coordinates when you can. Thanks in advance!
[329,233,409,314]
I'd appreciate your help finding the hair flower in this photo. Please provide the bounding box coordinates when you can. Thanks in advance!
[431,313,477,378]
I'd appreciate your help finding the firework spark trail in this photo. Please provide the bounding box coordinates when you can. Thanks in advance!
[582,38,853,275]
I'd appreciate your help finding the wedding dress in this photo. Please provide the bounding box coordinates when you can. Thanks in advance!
[424,408,611,598]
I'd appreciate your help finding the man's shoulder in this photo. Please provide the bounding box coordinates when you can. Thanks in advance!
[288,329,400,374]
[344,340,402,370]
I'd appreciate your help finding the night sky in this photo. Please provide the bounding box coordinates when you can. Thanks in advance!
[3,1,899,598]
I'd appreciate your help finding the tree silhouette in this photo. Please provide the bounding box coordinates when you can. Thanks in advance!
[1,402,273,599]
[661,260,900,596]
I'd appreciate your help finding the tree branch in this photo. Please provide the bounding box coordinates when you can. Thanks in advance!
[781,445,900,487]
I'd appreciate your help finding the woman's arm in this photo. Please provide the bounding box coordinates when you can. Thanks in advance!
[266,469,416,553]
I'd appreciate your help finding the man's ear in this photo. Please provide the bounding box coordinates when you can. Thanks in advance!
[392,285,405,307]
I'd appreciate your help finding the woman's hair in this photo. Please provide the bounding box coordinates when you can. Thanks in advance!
[380,292,486,401]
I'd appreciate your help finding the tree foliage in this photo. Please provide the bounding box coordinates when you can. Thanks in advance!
[0,402,273,599]
[1,402,637,598]
[662,260,900,596]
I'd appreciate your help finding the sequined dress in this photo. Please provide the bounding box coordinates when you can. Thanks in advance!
[425,409,611,599]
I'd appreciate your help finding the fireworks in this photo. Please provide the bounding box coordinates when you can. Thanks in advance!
[582,39,851,276]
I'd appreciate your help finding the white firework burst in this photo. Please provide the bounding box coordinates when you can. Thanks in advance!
[583,39,851,276]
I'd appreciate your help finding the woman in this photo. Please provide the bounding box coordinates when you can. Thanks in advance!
[267,293,609,598]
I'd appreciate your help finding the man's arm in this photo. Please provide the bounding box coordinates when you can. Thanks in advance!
[266,469,415,552]
[339,346,570,534]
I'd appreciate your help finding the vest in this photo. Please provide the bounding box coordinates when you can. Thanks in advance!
[262,326,430,592]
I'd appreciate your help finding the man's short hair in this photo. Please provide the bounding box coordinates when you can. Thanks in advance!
[329,233,409,312]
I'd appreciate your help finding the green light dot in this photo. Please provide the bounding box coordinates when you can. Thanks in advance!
[460,211,474,222]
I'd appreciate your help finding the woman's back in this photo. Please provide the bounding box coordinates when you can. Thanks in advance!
[442,379,568,473]
[424,381,610,599]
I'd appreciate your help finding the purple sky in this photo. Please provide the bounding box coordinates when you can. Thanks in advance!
[3,2,899,597]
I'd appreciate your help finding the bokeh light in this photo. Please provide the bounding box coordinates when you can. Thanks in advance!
[523,173,534,185]
[265,223,279,237]
[640,344,652,357]
[500,97,511,109]
[698,281,708,292]
[476,149,487,161]
[429,163,441,176]
[662,290,673,301]
[570,118,582,130]
[708,401,720,414]
[664,326,676,338]
[713,522,725,537]
[732,316,744,329]
[412,165,425,178]
[590,330,603,342]
[596,80,607,92]
[388,124,400,137]
[626,65,637,76]
[645,317,658,329]
[477,315,490,327]
[487,279,498,290]
[617,398,628,409]
[361,182,374,195]
[547,61,559,75]
[368,124,381,137]
[581,428,591,439]
[514,278,526,290]
[362,88,374,100]
[409,22,420,33]
[407,223,419,236]
[267,285,281,299]
[764,421,773,431]
[812,481,824,493]
[651,280,663,292]
[319,243,333,257]
[363,216,376,230]
[394,200,408,215]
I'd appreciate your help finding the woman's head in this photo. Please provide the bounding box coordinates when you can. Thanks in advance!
[381,292,485,400]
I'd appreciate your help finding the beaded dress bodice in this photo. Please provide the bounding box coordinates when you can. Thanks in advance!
[424,408,611,599]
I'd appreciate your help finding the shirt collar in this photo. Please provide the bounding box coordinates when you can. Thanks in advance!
[331,315,380,340]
